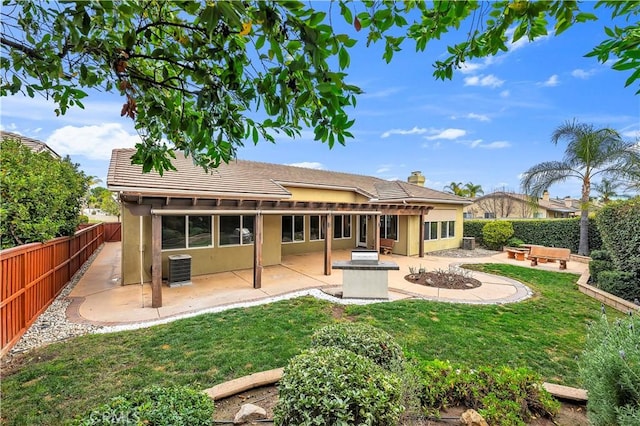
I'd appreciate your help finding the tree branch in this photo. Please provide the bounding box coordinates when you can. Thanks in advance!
[0,36,42,59]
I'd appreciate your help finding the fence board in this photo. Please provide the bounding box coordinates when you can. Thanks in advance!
[0,223,111,356]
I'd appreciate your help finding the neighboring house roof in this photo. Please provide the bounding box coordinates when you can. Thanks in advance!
[0,131,61,159]
[470,191,579,214]
[108,148,469,205]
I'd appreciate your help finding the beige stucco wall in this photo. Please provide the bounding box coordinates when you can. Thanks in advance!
[121,210,283,285]
[120,202,465,285]
[287,187,369,203]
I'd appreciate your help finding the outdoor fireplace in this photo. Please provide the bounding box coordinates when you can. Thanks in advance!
[332,249,399,299]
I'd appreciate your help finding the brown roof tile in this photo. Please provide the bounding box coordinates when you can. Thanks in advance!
[107,148,467,204]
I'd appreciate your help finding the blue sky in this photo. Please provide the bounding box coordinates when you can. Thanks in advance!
[2,3,638,199]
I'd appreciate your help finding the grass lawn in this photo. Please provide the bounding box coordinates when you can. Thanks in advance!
[1,264,620,425]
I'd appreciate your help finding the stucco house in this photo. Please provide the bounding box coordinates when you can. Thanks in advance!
[464,190,580,219]
[107,149,469,307]
[1,131,61,159]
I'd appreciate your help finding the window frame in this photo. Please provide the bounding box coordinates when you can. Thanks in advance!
[333,214,352,239]
[380,215,399,241]
[161,215,213,251]
[282,215,305,243]
[309,215,326,241]
[424,221,438,241]
[218,215,255,247]
[440,220,455,239]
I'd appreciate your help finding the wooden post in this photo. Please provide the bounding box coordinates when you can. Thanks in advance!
[374,214,381,253]
[324,214,332,275]
[419,213,425,258]
[253,213,263,289]
[151,214,162,308]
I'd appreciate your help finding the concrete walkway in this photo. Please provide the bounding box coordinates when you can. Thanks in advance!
[67,242,588,328]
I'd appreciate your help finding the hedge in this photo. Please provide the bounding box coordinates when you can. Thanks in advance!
[595,198,640,280]
[464,217,602,253]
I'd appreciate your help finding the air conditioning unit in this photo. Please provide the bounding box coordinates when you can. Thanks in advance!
[168,254,192,287]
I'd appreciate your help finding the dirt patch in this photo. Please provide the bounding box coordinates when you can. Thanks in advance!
[213,385,588,425]
[404,271,482,290]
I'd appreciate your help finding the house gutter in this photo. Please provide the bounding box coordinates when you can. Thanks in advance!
[108,186,291,200]
[139,216,145,308]
[150,209,384,216]
[375,198,471,205]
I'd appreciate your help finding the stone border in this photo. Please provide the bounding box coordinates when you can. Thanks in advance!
[202,368,587,403]
[577,272,640,314]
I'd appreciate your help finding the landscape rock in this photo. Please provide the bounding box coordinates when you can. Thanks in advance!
[233,403,267,424]
[460,409,488,426]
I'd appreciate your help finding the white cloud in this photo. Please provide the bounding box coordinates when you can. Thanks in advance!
[467,113,490,122]
[540,74,560,87]
[458,62,483,74]
[480,141,511,149]
[468,139,510,149]
[621,129,640,139]
[46,123,141,160]
[425,128,466,140]
[381,126,427,138]
[463,74,505,88]
[362,87,404,99]
[500,90,510,98]
[376,165,392,173]
[287,161,325,170]
[571,68,596,79]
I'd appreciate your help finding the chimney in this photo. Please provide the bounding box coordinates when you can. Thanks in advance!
[408,171,425,186]
[542,190,550,201]
[564,196,573,208]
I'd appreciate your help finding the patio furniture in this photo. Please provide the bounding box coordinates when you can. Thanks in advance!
[528,246,571,270]
[380,238,395,254]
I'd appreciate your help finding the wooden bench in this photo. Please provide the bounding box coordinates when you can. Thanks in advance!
[528,246,571,270]
[380,238,395,255]
[506,248,526,261]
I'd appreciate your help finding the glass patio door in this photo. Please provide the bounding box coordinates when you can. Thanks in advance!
[357,215,367,247]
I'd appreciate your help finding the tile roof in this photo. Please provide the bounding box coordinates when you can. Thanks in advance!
[108,148,468,204]
[0,131,61,159]
[472,191,579,213]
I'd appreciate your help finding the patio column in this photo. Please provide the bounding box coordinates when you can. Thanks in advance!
[419,213,425,258]
[324,214,332,275]
[253,213,263,289]
[373,214,381,253]
[151,213,162,308]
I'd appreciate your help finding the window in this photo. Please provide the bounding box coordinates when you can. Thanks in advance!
[380,215,398,240]
[219,215,254,246]
[162,215,212,250]
[440,220,455,239]
[333,215,352,239]
[310,216,325,240]
[282,215,305,242]
[424,221,438,240]
[484,212,496,219]
[463,212,473,219]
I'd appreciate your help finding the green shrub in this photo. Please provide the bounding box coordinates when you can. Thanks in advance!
[579,314,640,426]
[463,220,485,246]
[274,347,404,426]
[78,215,89,224]
[482,221,514,250]
[590,250,612,261]
[310,322,404,370]
[596,198,640,278]
[416,359,560,426]
[73,385,214,426]
[597,271,640,301]
[589,259,614,285]
[506,237,524,247]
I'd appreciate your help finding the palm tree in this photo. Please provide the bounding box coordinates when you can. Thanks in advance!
[443,181,465,196]
[463,182,484,198]
[521,120,639,255]
[593,178,627,203]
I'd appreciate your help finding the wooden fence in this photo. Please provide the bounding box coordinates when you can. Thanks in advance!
[1,223,117,356]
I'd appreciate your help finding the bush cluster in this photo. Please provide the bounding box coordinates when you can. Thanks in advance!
[73,385,214,426]
[416,359,560,426]
[310,322,404,370]
[481,220,514,250]
[594,199,640,301]
[464,217,603,253]
[580,314,640,426]
[274,347,404,425]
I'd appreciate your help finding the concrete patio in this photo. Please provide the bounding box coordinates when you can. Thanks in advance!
[67,242,589,327]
